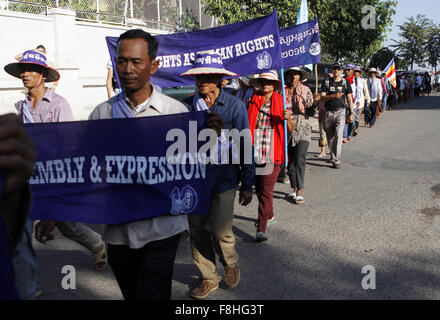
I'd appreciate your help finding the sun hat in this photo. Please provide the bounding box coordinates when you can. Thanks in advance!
[283,67,307,81]
[345,63,355,70]
[180,52,237,77]
[248,70,281,87]
[354,65,362,72]
[368,67,378,74]
[4,50,60,82]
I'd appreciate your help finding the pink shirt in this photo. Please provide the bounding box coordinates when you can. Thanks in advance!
[19,89,73,123]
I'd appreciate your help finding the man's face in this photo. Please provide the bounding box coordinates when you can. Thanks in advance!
[19,64,45,89]
[370,72,376,78]
[332,66,343,77]
[258,79,276,94]
[345,68,354,77]
[354,70,361,77]
[116,38,159,92]
[285,72,301,87]
[195,74,223,95]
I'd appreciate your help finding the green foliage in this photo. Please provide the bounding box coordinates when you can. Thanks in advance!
[201,0,397,64]
[391,14,434,70]
[425,25,440,70]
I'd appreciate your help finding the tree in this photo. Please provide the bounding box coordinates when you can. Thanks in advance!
[425,25,440,72]
[201,0,397,63]
[369,47,397,70]
[392,14,433,70]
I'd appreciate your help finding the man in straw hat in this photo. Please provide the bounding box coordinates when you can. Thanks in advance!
[181,52,254,299]
[365,67,383,128]
[320,62,355,169]
[4,50,108,275]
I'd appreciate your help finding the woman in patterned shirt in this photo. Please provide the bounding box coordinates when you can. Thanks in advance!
[284,67,320,204]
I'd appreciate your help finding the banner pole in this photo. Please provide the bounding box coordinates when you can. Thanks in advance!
[280,68,288,167]
[315,64,318,94]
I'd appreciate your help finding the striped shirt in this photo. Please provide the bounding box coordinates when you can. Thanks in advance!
[18,88,73,123]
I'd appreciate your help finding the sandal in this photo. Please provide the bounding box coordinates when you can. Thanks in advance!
[295,196,305,204]
[286,192,296,201]
[94,243,107,271]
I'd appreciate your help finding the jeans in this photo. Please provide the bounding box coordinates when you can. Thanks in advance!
[382,93,388,111]
[344,108,358,139]
[107,233,181,300]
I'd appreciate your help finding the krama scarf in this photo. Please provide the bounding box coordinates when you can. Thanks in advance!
[247,91,285,164]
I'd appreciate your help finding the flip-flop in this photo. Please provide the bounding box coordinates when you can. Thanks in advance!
[295,196,305,204]
[286,192,296,201]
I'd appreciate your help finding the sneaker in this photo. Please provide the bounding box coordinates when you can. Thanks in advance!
[191,280,219,299]
[224,266,240,288]
[256,231,268,242]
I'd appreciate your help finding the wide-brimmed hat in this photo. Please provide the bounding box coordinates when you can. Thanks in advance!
[180,52,237,77]
[345,63,355,70]
[354,65,362,72]
[332,62,344,70]
[4,50,60,82]
[249,70,281,87]
[368,67,378,74]
[283,67,307,81]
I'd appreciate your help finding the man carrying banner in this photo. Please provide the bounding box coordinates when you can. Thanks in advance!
[4,50,108,274]
[0,114,37,299]
[78,29,220,300]
[181,52,254,299]
[320,62,354,169]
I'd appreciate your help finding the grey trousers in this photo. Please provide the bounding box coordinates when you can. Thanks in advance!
[56,221,103,254]
[323,108,346,164]
[288,141,310,190]
[188,188,238,285]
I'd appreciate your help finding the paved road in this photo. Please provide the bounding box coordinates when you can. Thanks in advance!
[35,94,440,300]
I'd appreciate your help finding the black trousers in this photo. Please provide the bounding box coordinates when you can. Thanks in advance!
[107,233,181,300]
[287,141,310,190]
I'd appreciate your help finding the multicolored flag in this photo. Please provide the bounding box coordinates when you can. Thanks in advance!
[384,58,397,88]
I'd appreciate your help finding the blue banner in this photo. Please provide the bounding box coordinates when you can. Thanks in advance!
[106,10,283,88]
[0,173,20,300]
[280,19,321,69]
[26,111,212,224]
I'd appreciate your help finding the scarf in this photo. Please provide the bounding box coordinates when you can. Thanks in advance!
[247,91,285,164]
[368,78,378,100]
[20,100,35,124]
[111,91,134,119]
[192,93,237,164]
[286,83,308,114]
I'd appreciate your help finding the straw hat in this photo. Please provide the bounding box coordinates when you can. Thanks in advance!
[368,67,378,74]
[4,50,60,82]
[283,67,307,81]
[180,52,237,77]
[248,70,281,87]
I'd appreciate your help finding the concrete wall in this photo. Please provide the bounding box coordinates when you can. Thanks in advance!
[0,9,168,120]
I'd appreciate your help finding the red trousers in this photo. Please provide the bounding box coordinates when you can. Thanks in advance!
[255,163,281,233]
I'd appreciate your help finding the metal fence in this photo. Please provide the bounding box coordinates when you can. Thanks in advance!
[0,0,186,30]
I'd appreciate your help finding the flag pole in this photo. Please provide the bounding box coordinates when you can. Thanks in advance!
[280,68,288,166]
[315,64,318,94]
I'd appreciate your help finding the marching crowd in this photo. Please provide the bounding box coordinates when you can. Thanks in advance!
[0,29,435,301]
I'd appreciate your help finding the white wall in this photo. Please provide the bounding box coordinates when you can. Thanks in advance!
[0,9,168,120]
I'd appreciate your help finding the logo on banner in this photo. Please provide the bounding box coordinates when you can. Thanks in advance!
[170,185,198,215]
[309,43,321,56]
[256,51,272,69]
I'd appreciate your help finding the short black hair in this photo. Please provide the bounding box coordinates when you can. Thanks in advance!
[117,29,158,60]
[36,44,46,52]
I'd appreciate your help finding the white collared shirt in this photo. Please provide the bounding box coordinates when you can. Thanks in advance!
[89,85,189,249]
